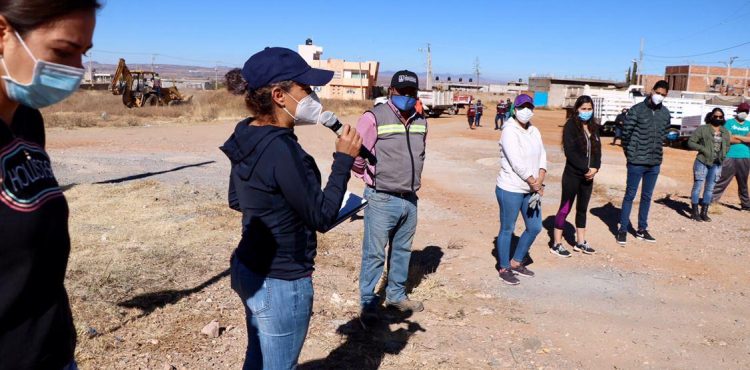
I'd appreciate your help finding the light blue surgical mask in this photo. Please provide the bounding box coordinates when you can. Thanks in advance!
[578,111,593,121]
[391,95,417,112]
[1,31,85,109]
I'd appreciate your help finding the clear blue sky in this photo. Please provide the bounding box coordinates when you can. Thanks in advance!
[91,0,750,82]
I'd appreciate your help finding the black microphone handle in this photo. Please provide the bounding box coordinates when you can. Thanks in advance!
[359,145,377,165]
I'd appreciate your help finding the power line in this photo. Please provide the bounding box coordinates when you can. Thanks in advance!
[644,40,750,59]
[651,1,750,49]
[91,49,229,65]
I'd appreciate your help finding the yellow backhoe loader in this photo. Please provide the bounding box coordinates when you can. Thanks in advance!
[110,58,193,108]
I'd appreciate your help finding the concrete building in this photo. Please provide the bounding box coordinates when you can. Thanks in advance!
[665,65,750,96]
[297,39,379,100]
[528,77,622,107]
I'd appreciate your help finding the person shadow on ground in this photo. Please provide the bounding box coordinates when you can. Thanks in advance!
[541,216,576,247]
[590,202,639,237]
[654,194,692,219]
[297,246,442,370]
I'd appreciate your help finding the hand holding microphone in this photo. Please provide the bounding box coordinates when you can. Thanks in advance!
[320,111,378,164]
[335,124,363,158]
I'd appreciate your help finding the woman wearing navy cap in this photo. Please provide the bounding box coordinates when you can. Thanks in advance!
[221,47,361,369]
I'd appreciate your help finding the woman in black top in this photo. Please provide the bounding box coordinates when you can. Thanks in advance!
[0,2,98,370]
[221,47,361,369]
[550,95,602,257]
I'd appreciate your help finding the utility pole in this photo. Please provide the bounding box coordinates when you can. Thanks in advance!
[88,52,93,86]
[358,59,364,100]
[418,43,433,90]
[638,38,644,82]
[214,62,219,90]
[720,56,739,95]
[151,54,155,72]
[474,57,481,87]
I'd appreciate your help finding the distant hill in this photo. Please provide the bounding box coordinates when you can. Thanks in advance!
[88,61,235,80]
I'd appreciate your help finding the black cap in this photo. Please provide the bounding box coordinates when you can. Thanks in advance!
[391,70,419,89]
[242,47,334,90]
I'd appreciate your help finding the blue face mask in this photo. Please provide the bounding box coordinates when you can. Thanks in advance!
[578,111,593,121]
[1,31,85,109]
[391,95,417,112]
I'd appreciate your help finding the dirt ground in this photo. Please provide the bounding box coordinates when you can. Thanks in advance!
[47,106,750,369]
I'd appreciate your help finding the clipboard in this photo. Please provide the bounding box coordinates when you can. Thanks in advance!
[323,191,368,232]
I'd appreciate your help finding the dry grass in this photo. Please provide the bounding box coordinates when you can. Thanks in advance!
[41,90,374,128]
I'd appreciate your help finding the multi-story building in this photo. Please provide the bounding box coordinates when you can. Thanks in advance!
[297,39,379,101]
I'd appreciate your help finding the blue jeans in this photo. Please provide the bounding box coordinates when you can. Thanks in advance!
[360,187,418,308]
[619,164,660,232]
[230,255,313,370]
[62,361,79,370]
[495,187,542,269]
[474,113,482,125]
[691,159,721,205]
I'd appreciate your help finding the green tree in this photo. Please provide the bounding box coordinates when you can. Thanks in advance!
[626,66,632,84]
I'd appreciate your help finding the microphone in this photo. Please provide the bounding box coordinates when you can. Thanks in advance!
[319,111,377,165]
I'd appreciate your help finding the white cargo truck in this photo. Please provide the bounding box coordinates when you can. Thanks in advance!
[417,90,454,117]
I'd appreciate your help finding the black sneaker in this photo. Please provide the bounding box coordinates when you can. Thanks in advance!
[549,243,572,258]
[741,206,750,212]
[635,229,656,242]
[573,241,596,254]
[498,269,520,285]
[616,231,627,246]
[511,265,535,277]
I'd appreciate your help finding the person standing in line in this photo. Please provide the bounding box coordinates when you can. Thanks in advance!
[0,2,98,370]
[550,95,601,257]
[617,80,672,245]
[496,99,507,130]
[467,102,476,129]
[612,108,627,145]
[353,70,427,327]
[221,48,362,369]
[495,94,546,285]
[505,98,512,120]
[687,108,730,222]
[712,102,750,211]
[474,99,484,127]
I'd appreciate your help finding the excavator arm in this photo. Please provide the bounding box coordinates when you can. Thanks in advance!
[110,58,136,107]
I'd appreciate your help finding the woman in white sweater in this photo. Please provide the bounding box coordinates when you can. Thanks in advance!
[495,94,547,285]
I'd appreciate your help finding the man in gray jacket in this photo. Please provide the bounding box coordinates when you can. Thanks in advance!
[617,80,671,245]
[352,71,427,327]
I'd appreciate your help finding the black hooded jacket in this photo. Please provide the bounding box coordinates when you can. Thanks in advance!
[220,119,354,280]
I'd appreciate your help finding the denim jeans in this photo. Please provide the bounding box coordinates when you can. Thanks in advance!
[474,113,482,125]
[62,361,79,370]
[495,187,542,269]
[360,187,418,308]
[619,164,660,232]
[230,255,313,370]
[691,159,721,205]
[495,114,505,129]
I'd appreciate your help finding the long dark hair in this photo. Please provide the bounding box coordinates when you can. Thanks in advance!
[704,107,725,124]
[0,0,101,35]
[565,95,601,157]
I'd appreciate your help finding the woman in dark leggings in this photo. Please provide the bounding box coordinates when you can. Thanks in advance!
[550,95,601,257]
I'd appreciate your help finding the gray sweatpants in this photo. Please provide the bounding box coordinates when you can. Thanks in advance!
[712,157,750,208]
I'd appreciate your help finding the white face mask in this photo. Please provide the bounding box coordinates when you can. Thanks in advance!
[515,107,534,124]
[651,93,665,105]
[738,112,748,121]
[283,91,323,125]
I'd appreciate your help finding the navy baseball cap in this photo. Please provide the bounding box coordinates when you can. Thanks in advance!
[242,47,334,90]
[391,70,419,89]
